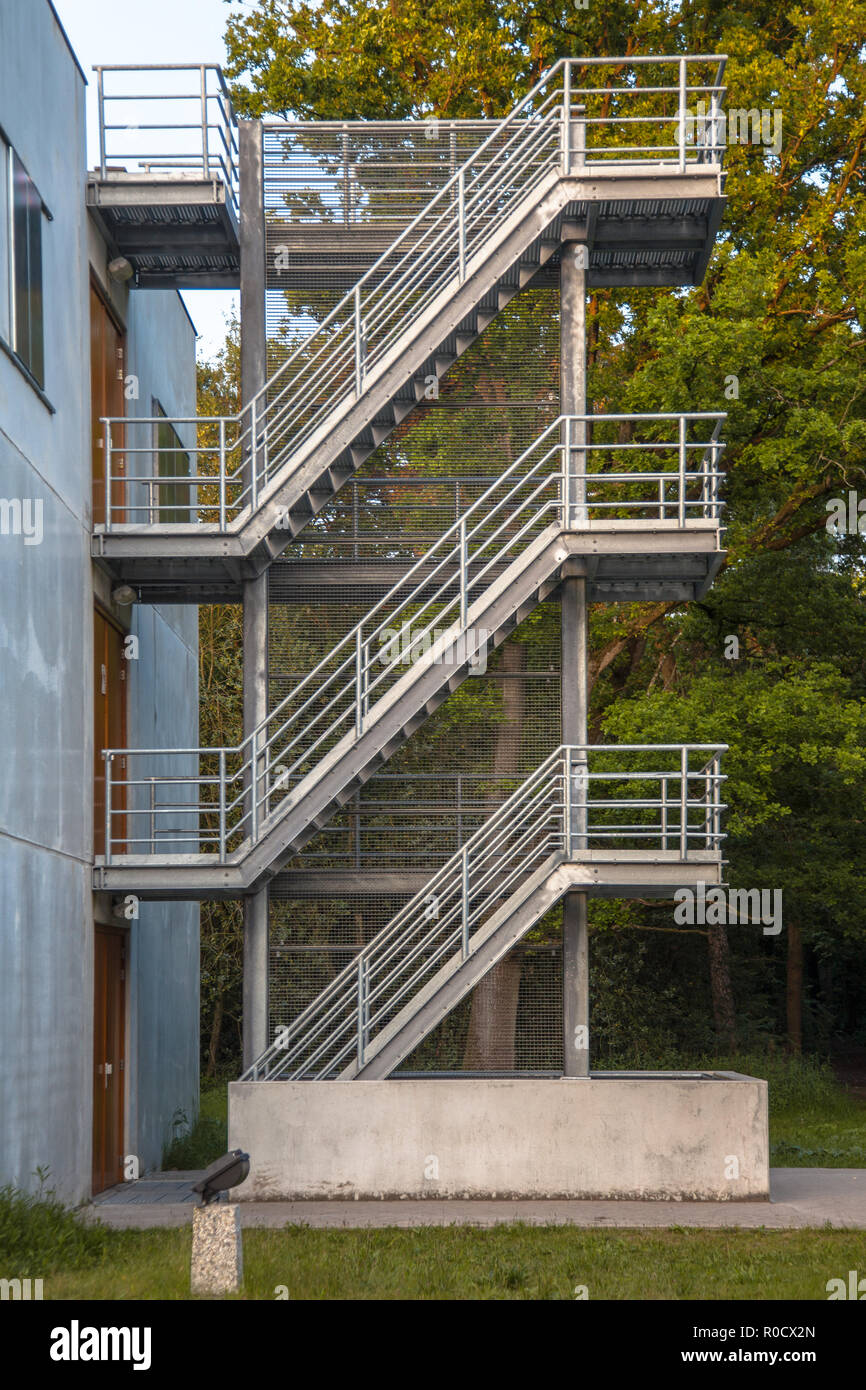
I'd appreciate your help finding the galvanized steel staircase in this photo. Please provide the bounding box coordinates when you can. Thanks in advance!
[95,413,725,896]
[93,56,727,591]
[242,743,726,1080]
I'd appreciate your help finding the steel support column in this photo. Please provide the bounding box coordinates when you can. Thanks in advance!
[560,242,590,1078]
[240,120,270,1068]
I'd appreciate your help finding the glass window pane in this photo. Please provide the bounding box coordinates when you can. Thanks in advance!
[10,149,44,385]
[0,141,9,343]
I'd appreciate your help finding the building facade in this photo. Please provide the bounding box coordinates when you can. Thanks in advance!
[0,0,199,1204]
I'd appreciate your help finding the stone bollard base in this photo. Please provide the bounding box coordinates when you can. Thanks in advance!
[190,1203,243,1296]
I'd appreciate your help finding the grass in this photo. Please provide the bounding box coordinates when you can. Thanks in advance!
[161,1081,228,1170]
[15,1225,866,1300]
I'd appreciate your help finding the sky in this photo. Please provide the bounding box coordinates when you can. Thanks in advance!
[53,0,251,358]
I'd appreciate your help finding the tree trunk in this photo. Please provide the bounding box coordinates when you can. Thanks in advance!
[707,924,736,1052]
[786,920,803,1054]
[462,952,523,1069]
[461,641,525,1069]
[206,994,224,1078]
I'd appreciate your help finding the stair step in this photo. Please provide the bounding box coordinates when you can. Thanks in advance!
[391,397,416,424]
[454,332,476,354]
[349,444,375,468]
[370,423,392,446]
[434,354,456,375]
[518,261,539,287]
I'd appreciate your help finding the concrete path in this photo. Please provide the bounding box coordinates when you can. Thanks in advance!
[83,1168,866,1230]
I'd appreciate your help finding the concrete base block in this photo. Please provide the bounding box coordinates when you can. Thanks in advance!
[228,1073,769,1202]
[190,1204,243,1294]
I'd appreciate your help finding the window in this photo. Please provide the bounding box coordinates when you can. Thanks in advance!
[10,150,44,385]
[0,139,9,343]
[154,400,190,523]
[0,135,45,387]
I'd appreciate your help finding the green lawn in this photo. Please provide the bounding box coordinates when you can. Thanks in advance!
[28,1227,866,1300]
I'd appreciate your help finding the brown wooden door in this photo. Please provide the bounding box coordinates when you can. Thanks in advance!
[92,926,126,1194]
[94,609,127,857]
[90,284,125,526]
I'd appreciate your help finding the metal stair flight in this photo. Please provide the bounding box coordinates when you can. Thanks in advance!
[92,56,727,593]
[94,412,725,897]
[242,743,726,1081]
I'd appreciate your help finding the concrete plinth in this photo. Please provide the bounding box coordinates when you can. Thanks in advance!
[190,1204,243,1294]
[228,1073,769,1202]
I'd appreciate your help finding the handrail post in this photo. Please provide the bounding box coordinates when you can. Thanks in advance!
[356,953,366,1067]
[459,518,468,626]
[104,421,112,532]
[149,779,155,851]
[250,731,259,844]
[678,414,686,526]
[564,746,573,856]
[562,414,571,528]
[200,65,210,177]
[249,398,258,511]
[461,846,470,958]
[354,285,364,397]
[457,167,466,283]
[97,68,107,179]
[218,748,226,862]
[661,774,668,849]
[680,746,688,859]
[678,57,688,171]
[218,417,226,529]
[355,628,365,737]
[561,62,571,175]
[104,753,113,864]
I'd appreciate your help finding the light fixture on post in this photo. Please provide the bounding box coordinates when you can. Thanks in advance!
[111,583,138,606]
[107,256,134,282]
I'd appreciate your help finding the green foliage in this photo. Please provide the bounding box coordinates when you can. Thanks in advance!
[161,1084,229,1170]
[0,1175,114,1276]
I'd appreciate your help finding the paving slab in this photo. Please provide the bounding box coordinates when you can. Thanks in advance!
[81,1169,866,1230]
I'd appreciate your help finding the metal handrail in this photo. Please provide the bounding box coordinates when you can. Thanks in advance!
[99,412,725,862]
[93,64,239,220]
[97,55,726,530]
[242,742,727,1080]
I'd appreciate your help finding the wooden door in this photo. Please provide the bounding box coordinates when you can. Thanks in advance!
[94,609,127,857]
[90,284,125,526]
[92,926,126,1194]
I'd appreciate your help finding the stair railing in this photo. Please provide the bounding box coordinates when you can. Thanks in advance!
[100,412,725,862]
[243,742,726,1080]
[99,55,726,530]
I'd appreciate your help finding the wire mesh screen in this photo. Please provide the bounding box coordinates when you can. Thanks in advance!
[269,896,565,1075]
[266,275,565,1069]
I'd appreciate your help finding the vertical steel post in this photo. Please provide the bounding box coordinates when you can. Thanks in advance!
[561,62,571,175]
[461,846,470,958]
[104,421,113,532]
[97,68,107,178]
[104,754,113,864]
[680,746,689,859]
[457,168,466,283]
[561,236,590,1079]
[354,285,363,396]
[357,955,366,1066]
[200,66,210,177]
[679,58,687,171]
[239,119,270,1072]
[218,418,226,529]
[678,414,687,526]
[459,518,468,627]
[218,748,226,863]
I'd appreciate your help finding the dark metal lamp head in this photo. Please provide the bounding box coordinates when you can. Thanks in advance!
[193,1149,250,1205]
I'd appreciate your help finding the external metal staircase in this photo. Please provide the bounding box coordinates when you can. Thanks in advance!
[92,55,727,598]
[94,412,725,897]
[242,743,726,1080]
